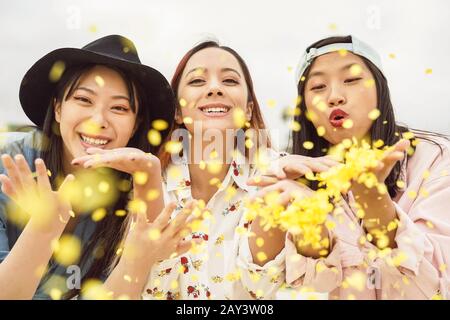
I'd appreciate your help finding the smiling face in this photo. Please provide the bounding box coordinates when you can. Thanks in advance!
[304,51,377,145]
[55,65,138,166]
[176,47,252,134]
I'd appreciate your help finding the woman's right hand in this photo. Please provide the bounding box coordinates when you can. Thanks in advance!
[260,154,340,180]
[0,154,74,233]
[120,200,199,268]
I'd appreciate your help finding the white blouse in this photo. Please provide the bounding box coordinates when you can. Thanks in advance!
[142,149,286,300]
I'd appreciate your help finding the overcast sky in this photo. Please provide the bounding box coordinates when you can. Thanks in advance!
[1,0,449,150]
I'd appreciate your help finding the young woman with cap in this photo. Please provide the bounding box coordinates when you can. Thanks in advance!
[251,35,450,299]
[0,35,195,299]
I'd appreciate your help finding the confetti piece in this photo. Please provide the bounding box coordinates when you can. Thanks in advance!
[49,61,65,82]
[147,129,161,146]
[368,109,380,120]
[148,228,161,240]
[402,131,415,140]
[53,235,81,266]
[165,141,182,154]
[257,252,267,262]
[179,98,187,107]
[303,141,314,150]
[342,119,354,129]
[267,99,276,108]
[350,64,362,76]
[233,108,246,128]
[317,126,326,137]
[152,119,168,131]
[289,121,301,132]
[388,53,396,59]
[338,49,347,57]
[94,75,104,87]
[183,117,193,124]
[50,288,62,300]
[146,189,160,201]
[407,190,417,199]
[256,237,265,247]
[133,171,148,185]
[115,209,127,217]
[364,79,375,88]
[92,208,107,222]
[425,68,432,74]
[98,181,110,193]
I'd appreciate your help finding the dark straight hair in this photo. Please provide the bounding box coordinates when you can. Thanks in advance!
[35,63,165,299]
[291,36,448,198]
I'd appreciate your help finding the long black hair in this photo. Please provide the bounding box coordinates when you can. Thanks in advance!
[36,63,166,299]
[291,36,448,198]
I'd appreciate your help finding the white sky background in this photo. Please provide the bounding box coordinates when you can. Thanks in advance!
[0,0,449,150]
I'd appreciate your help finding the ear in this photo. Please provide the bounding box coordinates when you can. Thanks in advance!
[174,107,183,125]
[54,99,62,123]
[246,101,254,121]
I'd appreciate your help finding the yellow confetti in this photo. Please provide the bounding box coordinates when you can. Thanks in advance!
[256,237,265,247]
[267,99,276,108]
[257,252,267,262]
[148,228,161,240]
[207,161,222,174]
[345,271,366,291]
[233,108,246,128]
[364,79,375,88]
[115,209,127,217]
[368,109,381,120]
[147,129,161,146]
[402,131,415,140]
[338,49,347,57]
[407,190,417,199]
[317,126,326,137]
[49,61,65,82]
[350,64,362,76]
[168,166,181,179]
[152,119,168,131]
[49,288,62,300]
[396,180,405,188]
[94,75,104,87]
[183,117,193,124]
[388,53,396,59]
[124,274,132,282]
[303,141,314,150]
[146,189,160,201]
[425,68,433,75]
[289,121,301,132]
[179,98,187,107]
[53,235,81,266]
[133,171,148,185]
[92,208,107,222]
[342,119,354,129]
[426,221,434,229]
[165,141,183,154]
[98,181,110,193]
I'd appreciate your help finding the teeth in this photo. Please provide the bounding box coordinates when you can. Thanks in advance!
[81,135,108,145]
[202,107,229,113]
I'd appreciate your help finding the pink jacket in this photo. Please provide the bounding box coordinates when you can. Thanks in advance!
[285,137,450,299]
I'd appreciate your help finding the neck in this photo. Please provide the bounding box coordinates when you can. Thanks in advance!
[186,134,232,202]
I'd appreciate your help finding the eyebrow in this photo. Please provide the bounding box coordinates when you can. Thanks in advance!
[308,63,359,78]
[75,86,130,101]
[184,67,241,78]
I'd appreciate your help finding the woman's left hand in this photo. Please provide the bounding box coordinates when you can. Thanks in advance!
[71,147,161,176]
[249,178,315,206]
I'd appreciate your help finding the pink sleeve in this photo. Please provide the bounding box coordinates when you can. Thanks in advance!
[373,174,450,299]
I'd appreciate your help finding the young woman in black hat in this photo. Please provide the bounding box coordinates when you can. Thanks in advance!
[0,35,195,299]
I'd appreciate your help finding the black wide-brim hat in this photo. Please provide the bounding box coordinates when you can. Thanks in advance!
[19,34,175,129]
